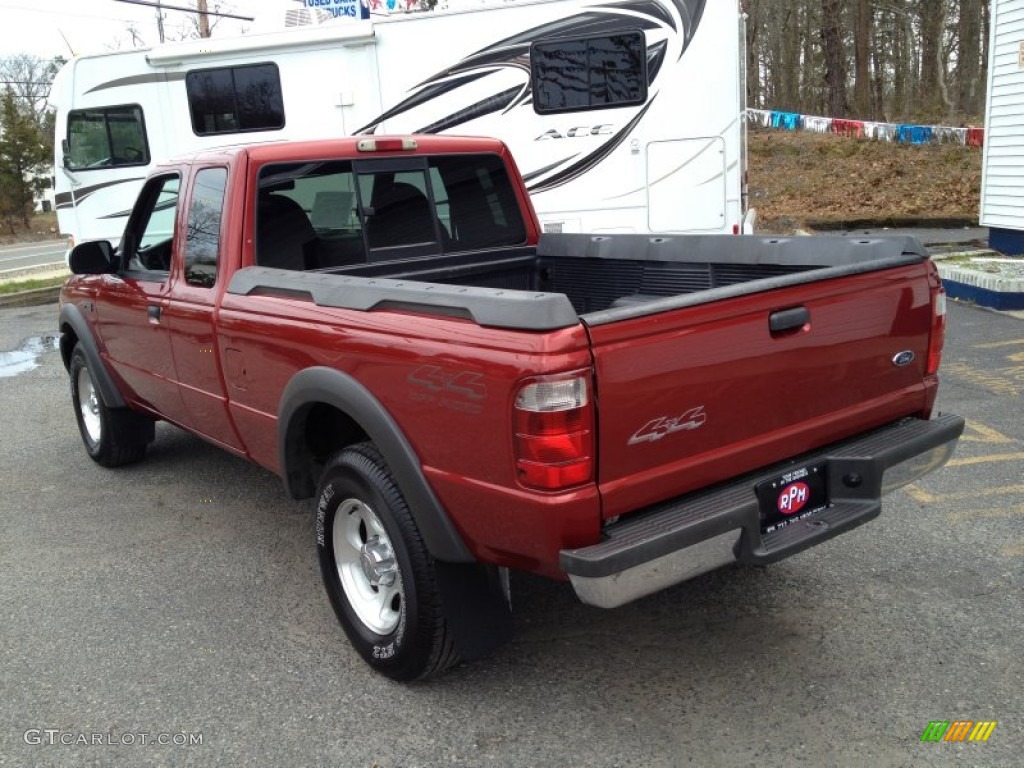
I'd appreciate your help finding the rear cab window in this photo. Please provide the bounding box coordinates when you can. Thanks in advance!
[254,153,526,270]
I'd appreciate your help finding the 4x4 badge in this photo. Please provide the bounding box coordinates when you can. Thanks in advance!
[628,407,706,445]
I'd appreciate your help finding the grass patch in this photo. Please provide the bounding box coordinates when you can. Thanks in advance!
[0,275,67,295]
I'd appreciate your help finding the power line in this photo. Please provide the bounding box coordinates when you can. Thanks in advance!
[111,0,254,22]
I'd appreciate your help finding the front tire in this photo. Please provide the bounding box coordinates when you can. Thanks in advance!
[316,443,459,680]
[69,344,152,467]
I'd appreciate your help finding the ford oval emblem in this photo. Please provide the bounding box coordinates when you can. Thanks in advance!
[892,350,915,367]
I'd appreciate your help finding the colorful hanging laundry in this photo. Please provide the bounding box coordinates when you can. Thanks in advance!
[770,111,802,130]
[802,116,832,133]
[897,125,933,144]
[831,119,865,138]
[747,109,772,128]
[933,126,968,145]
[748,109,983,148]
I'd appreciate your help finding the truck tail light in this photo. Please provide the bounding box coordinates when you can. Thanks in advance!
[356,138,417,152]
[514,372,594,491]
[927,287,946,376]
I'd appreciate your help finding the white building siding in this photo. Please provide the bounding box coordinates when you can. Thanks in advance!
[981,0,1024,229]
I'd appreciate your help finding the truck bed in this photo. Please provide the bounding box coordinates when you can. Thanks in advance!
[227,234,929,329]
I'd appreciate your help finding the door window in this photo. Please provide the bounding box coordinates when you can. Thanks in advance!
[184,168,227,287]
[124,174,180,274]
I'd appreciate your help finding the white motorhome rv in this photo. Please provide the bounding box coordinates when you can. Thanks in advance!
[53,0,747,250]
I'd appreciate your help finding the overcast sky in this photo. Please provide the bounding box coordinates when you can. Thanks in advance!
[0,0,304,60]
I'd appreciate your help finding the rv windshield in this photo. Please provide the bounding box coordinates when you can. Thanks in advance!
[66,105,149,170]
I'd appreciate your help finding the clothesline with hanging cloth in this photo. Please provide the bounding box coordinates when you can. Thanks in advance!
[746,109,984,148]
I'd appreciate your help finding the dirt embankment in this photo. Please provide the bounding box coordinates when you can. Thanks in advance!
[747,130,983,234]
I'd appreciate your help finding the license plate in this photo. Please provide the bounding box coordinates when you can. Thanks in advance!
[756,463,829,534]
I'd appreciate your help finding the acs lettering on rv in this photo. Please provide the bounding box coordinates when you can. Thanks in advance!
[535,125,615,141]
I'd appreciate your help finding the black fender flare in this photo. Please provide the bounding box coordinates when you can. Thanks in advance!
[278,366,473,563]
[58,303,126,409]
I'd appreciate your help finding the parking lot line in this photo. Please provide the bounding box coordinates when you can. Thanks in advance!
[948,504,1024,523]
[905,483,1024,504]
[947,452,1024,468]
[976,339,1024,349]
[960,421,1016,444]
[999,542,1024,557]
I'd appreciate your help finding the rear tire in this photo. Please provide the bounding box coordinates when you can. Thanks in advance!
[316,443,459,681]
[69,344,152,467]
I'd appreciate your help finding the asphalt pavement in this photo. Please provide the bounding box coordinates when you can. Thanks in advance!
[0,300,1020,767]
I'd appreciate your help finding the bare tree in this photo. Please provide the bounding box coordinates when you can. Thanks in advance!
[956,0,983,116]
[820,0,848,117]
[0,54,62,126]
[853,0,872,117]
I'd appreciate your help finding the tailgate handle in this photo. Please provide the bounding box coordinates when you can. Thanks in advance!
[769,306,809,334]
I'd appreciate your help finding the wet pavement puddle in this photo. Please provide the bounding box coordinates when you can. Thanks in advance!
[0,335,58,378]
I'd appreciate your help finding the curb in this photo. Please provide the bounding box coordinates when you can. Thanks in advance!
[0,285,62,309]
[933,250,1024,311]
[808,217,981,232]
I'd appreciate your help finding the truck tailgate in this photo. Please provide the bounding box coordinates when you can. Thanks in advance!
[587,263,936,520]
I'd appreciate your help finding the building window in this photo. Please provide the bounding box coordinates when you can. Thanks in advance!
[531,31,647,114]
[186,63,284,135]
[66,105,149,170]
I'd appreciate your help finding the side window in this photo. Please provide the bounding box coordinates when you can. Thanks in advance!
[66,105,149,169]
[185,168,227,287]
[125,175,180,274]
[186,63,284,136]
[531,32,647,114]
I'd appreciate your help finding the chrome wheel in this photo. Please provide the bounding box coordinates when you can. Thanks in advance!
[333,498,402,635]
[77,366,102,444]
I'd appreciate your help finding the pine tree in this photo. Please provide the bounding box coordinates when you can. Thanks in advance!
[0,87,50,233]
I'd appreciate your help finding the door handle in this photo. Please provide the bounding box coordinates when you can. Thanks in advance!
[769,306,810,334]
[147,304,161,322]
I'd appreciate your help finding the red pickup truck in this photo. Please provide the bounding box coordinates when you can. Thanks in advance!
[59,135,963,680]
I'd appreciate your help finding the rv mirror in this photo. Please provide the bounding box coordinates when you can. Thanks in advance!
[61,139,70,168]
[69,240,116,275]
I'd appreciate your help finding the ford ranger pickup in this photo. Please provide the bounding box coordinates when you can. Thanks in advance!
[59,135,964,680]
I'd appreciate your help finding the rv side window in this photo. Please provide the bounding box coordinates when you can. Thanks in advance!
[186,63,285,135]
[185,167,228,287]
[531,31,647,113]
[66,105,149,170]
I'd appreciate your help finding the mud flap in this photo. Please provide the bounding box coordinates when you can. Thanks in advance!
[434,562,513,662]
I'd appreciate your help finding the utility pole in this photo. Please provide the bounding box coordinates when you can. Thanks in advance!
[156,0,165,43]
[197,0,211,38]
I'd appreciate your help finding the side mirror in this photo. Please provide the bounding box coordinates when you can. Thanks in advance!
[69,240,116,275]
[61,139,70,169]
